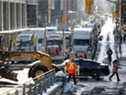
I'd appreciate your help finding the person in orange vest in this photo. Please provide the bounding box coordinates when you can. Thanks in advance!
[109,59,120,81]
[65,56,78,85]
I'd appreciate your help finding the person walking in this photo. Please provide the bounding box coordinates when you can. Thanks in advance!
[106,47,113,65]
[65,56,78,85]
[109,59,120,81]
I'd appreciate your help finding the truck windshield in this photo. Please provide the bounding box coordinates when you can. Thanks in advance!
[20,41,31,47]
[73,39,89,45]
[47,40,62,45]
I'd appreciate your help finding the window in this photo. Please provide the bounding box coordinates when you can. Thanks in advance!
[47,40,62,45]
[73,39,89,45]
[38,38,43,43]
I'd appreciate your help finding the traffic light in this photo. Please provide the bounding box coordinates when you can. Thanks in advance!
[85,0,93,14]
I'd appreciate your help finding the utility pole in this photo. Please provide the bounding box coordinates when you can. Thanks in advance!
[48,0,52,25]
[44,16,48,53]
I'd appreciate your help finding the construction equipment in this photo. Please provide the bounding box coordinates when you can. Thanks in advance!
[0,51,57,81]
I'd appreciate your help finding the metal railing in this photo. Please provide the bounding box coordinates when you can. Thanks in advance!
[0,69,57,95]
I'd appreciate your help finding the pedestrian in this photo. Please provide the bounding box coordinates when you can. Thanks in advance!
[118,34,122,56]
[123,34,126,42]
[65,55,78,85]
[109,59,120,81]
[106,47,113,65]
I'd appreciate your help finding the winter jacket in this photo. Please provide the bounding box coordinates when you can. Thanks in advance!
[112,63,119,72]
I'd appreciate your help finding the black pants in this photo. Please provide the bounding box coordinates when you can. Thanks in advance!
[109,72,120,81]
[68,75,77,85]
[108,56,112,65]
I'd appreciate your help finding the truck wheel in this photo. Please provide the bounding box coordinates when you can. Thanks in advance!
[28,64,48,80]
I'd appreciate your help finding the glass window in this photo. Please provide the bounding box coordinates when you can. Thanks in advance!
[47,40,62,45]
[73,39,89,45]
[38,38,43,43]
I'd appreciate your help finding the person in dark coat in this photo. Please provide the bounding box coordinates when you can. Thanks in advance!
[106,47,113,65]
[109,59,120,81]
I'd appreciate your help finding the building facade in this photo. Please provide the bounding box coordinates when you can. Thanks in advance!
[38,0,48,27]
[38,0,77,27]
[0,0,38,32]
[0,0,38,50]
[62,0,77,25]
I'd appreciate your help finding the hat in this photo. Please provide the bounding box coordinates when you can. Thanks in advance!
[113,59,118,64]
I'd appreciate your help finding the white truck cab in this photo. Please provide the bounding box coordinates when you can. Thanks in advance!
[72,27,93,57]
[16,28,45,51]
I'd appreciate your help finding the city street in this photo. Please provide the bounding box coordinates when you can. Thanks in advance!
[0,0,126,95]
[56,17,126,95]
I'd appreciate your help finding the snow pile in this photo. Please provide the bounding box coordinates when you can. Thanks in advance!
[17,68,34,84]
[97,17,116,63]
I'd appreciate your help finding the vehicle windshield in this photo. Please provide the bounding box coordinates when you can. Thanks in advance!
[75,60,100,67]
[47,40,62,45]
[73,39,89,45]
[20,41,31,47]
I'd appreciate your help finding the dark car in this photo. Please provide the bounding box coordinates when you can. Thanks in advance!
[75,59,110,79]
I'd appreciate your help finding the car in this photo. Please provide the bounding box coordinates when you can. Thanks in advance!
[75,59,110,79]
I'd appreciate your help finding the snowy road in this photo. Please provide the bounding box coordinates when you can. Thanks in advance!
[1,17,126,95]
[97,17,116,63]
[64,17,126,95]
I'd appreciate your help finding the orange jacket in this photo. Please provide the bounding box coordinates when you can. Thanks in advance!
[65,61,78,76]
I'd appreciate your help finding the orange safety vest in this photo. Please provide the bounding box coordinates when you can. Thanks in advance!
[66,62,77,76]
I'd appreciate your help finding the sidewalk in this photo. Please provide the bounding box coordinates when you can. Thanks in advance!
[120,43,126,60]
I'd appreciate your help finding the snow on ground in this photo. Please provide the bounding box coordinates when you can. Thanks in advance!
[16,68,34,84]
[97,17,116,63]
[42,82,62,95]
[121,43,126,57]
[75,17,117,95]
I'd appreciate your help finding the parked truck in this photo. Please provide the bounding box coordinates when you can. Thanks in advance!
[0,51,57,81]
[71,27,95,58]
[16,28,45,51]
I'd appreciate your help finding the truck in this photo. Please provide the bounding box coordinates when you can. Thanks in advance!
[71,27,95,58]
[46,28,71,62]
[0,51,57,81]
[16,28,45,51]
[46,31,63,57]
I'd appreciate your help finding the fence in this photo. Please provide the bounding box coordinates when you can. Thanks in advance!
[0,69,60,95]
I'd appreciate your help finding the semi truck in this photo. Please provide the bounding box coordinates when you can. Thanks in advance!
[16,28,45,51]
[71,27,95,58]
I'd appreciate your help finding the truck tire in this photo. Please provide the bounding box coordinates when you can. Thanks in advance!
[28,64,48,80]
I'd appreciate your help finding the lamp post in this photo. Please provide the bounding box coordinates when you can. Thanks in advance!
[44,16,48,53]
